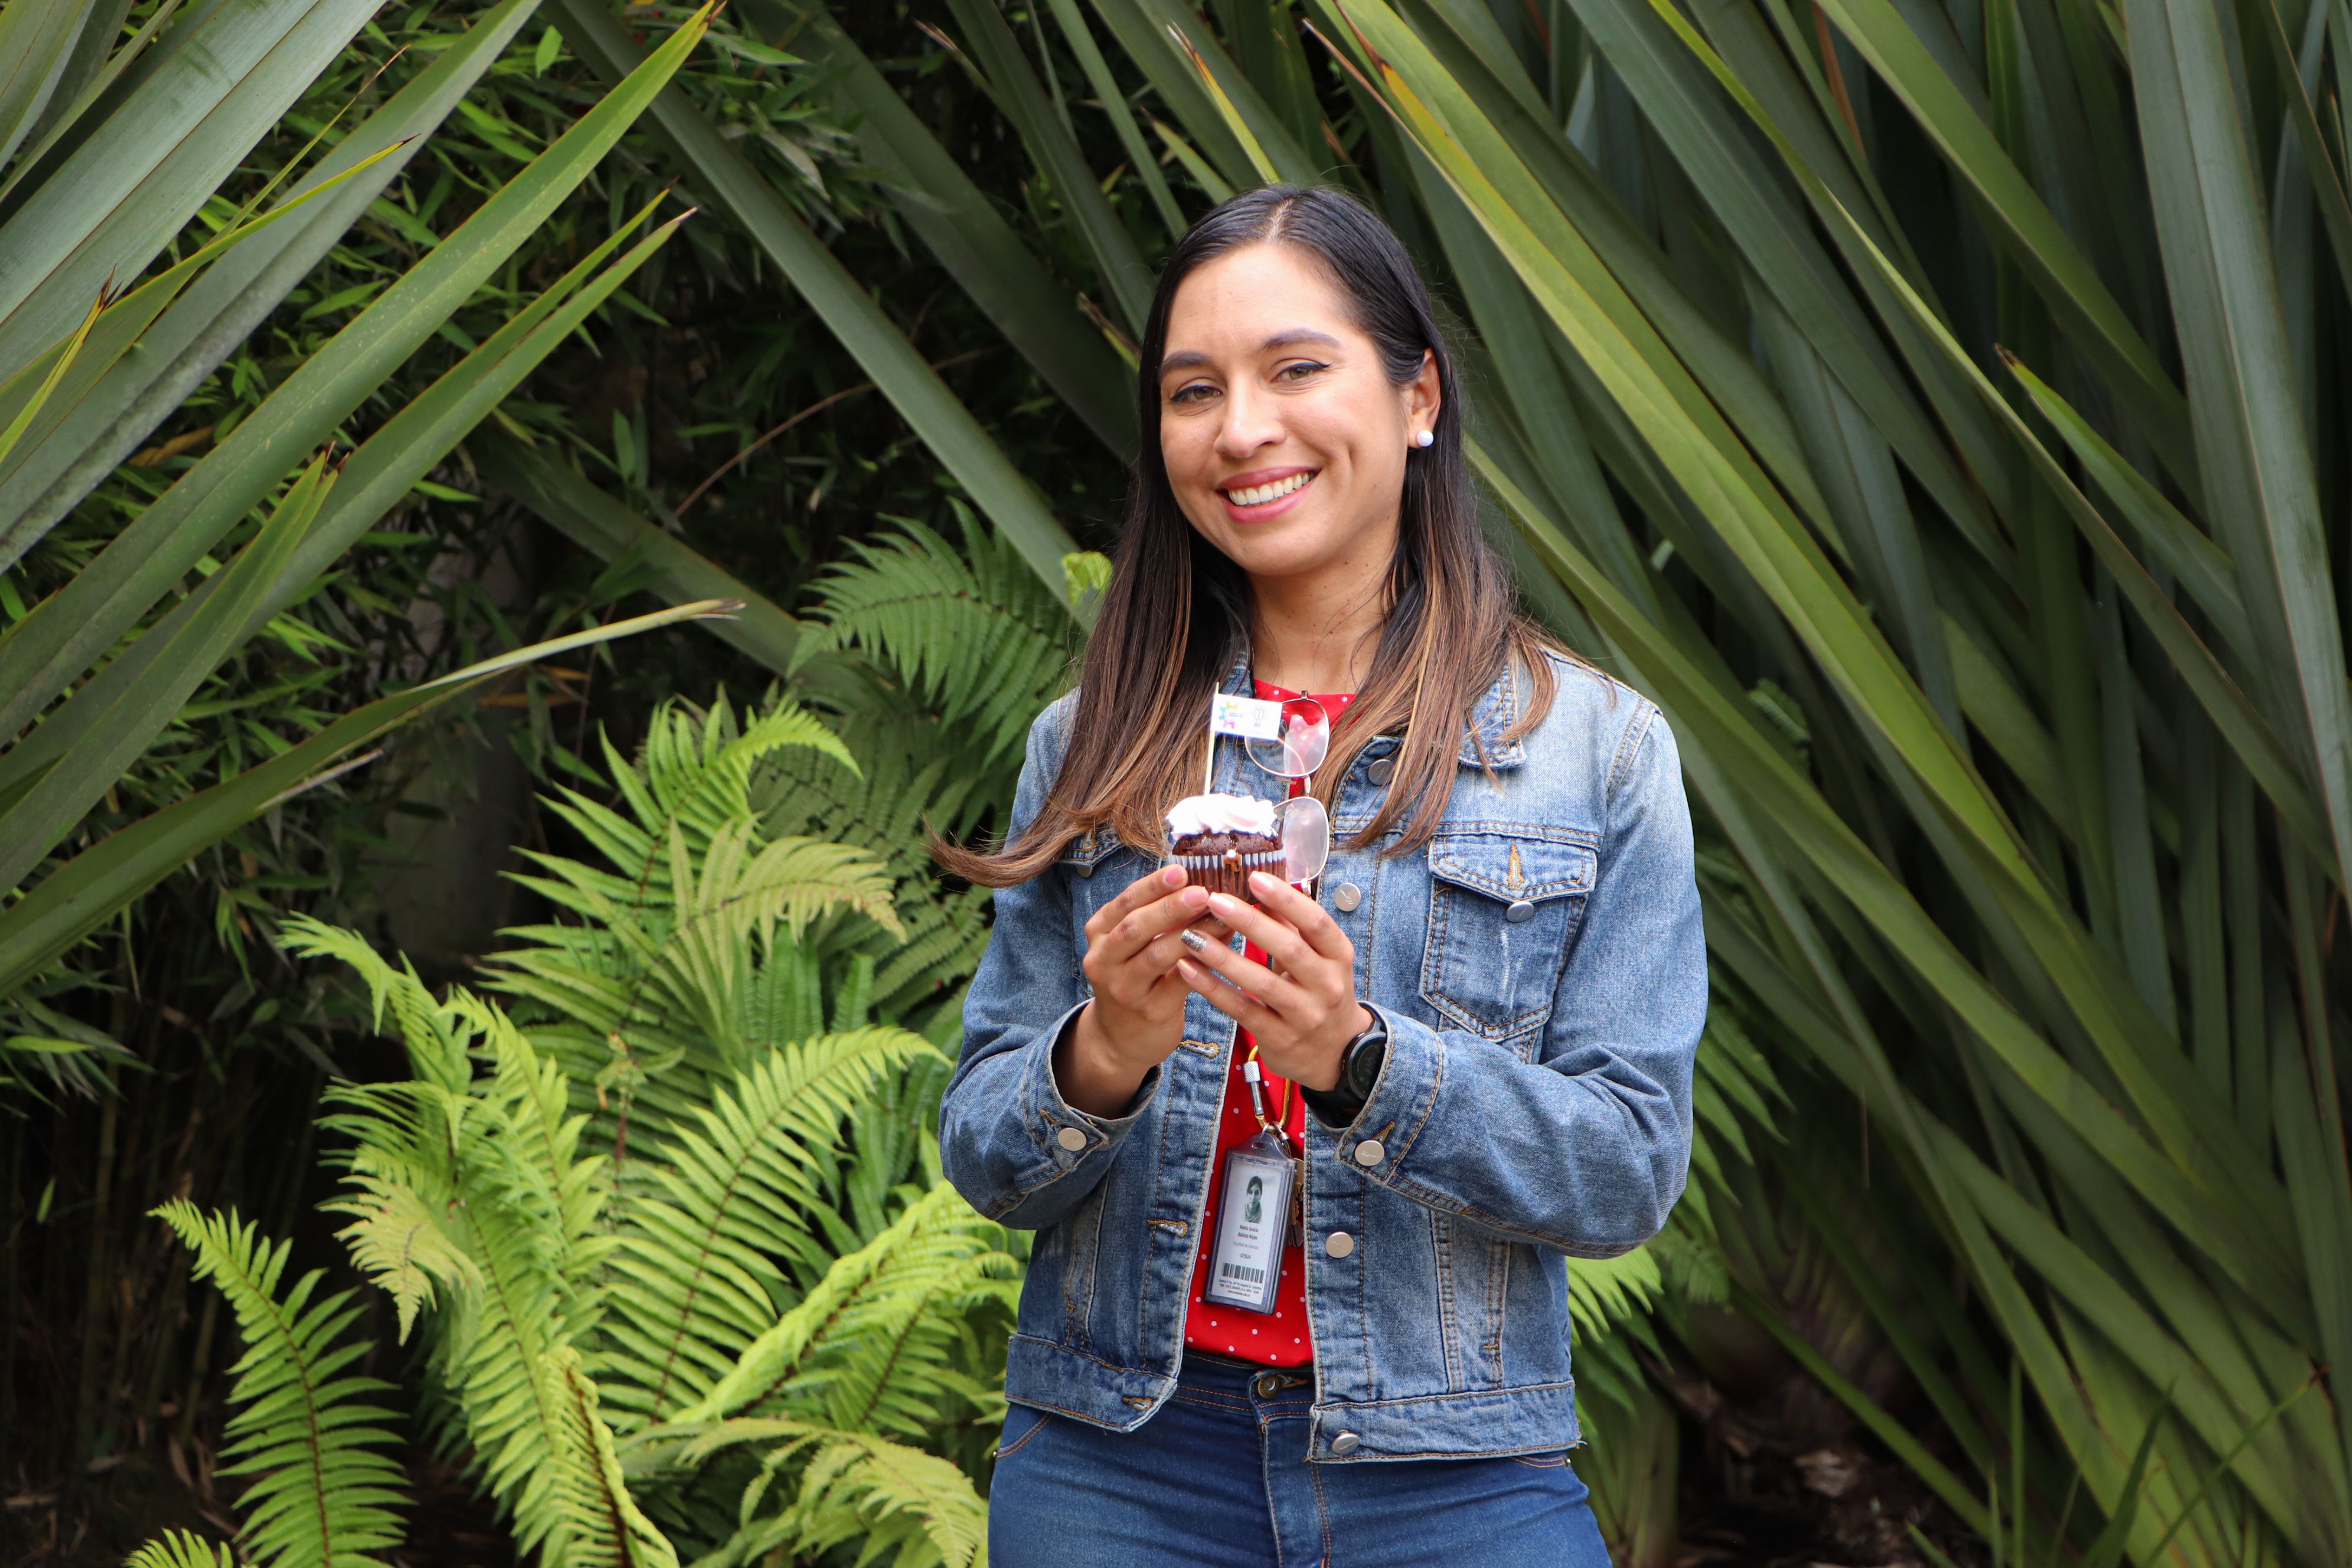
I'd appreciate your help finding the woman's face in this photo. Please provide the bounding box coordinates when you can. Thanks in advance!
[1156,244,1439,588]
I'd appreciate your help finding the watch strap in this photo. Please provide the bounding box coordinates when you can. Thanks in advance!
[1300,1015,1386,1126]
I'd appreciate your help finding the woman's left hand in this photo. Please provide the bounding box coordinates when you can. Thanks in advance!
[1177,871,1374,1092]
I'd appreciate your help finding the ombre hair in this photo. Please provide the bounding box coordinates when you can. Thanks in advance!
[938,184,1557,887]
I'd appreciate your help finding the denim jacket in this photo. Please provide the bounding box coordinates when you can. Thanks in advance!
[940,649,1706,1461]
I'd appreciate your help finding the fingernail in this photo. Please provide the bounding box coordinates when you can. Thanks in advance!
[1179,929,1208,953]
[1181,886,1210,907]
[1162,864,1185,886]
[1207,893,1237,913]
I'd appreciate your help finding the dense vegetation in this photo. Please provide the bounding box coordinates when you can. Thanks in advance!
[2,1,2347,1566]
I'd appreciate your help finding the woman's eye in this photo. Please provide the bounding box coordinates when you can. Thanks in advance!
[1168,383,1216,405]
[1277,361,1328,382]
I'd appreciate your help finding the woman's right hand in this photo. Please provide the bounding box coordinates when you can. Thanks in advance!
[1056,865,1213,1117]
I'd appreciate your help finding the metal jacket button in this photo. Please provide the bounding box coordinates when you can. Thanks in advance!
[1366,757,1394,785]
[1504,899,1536,923]
[1353,1139,1384,1167]
[1056,1126,1086,1152]
[1330,1431,1361,1455]
[1324,1230,1355,1257]
[1253,1372,1285,1399]
[1332,880,1362,912]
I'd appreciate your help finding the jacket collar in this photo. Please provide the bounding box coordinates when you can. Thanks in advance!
[1218,646,1527,770]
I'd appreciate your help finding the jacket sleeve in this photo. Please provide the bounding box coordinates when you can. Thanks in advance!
[937,703,1162,1230]
[1338,707,1705,1256]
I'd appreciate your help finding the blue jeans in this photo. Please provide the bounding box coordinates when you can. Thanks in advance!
[986,1354,1615,1567]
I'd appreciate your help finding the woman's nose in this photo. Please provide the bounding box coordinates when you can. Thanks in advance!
[1215,384,1281,459]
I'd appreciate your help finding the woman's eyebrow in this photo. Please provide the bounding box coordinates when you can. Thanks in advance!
[1157,328,1344,380]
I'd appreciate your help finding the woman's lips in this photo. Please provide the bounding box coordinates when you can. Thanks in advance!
[1219,468,1318,521]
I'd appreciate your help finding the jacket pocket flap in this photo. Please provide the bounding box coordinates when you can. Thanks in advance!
[1057,827,1124,873]
[1427,833,1594,903]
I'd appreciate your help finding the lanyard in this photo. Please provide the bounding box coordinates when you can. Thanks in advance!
[1239,1055,1297,1152]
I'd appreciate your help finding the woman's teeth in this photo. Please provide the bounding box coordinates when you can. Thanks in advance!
[1225,471,1315,507]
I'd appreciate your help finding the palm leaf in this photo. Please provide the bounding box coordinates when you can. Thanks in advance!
[0,0,541,561]
[0,601,733,996]
[544,0,1083,607]
[0,4,714,745]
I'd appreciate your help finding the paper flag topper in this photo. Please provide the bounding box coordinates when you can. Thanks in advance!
[1209,692,1285,741]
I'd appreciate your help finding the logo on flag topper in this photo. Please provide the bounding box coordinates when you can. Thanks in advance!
[1210,692,1285,741]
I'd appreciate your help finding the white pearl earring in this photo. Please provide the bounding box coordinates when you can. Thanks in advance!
[1414,430,1435,448]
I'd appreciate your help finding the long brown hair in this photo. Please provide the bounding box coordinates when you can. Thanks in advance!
[939,185,1557,888]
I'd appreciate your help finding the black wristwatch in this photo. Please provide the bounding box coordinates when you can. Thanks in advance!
[1301,1012,1388,1126]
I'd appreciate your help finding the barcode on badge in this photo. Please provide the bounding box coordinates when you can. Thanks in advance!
[1219,1262,1266,1285]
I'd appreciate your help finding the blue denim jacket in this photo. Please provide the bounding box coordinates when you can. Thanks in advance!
[941,650,1706,1461]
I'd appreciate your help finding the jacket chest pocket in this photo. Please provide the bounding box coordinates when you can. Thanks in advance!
[1419,832,1595,1046]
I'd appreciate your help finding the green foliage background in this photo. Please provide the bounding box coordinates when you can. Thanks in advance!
[4,0,2348,1564]
[0,5,1120,1560]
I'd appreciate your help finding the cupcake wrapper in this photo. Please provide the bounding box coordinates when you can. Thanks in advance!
[1170,847,1286,901]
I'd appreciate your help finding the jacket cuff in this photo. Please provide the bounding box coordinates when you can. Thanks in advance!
[1021,1001,1158,1170]
[1336,1004,1439,1175]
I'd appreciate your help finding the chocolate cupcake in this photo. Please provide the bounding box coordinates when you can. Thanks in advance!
[1167,793,1285,900]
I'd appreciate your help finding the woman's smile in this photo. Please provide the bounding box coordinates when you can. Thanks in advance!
[1219,466,1319,519]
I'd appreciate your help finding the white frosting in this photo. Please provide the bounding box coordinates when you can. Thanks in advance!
[1165,792,1276,839]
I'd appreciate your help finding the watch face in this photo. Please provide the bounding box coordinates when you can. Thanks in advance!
[1346,1036,1386,1098]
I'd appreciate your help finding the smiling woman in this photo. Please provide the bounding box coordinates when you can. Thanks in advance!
[937,186,1709,1568]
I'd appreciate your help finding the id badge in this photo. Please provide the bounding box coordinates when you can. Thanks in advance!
[1204,1132,1295,1314]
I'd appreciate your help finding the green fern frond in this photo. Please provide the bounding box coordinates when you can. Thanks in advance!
[290,929,638,1561]
[675,1182,1016,1429]
[463,991,618,1279]
[325,1175,481,1343]
[124,1530,239,1568]
[280,915,472,1093]
[828,1057,953,1246]
[292,683,1030,1568]
[1566,1246,1663,1346]
[496,821,897,1089]
[598,1028,938,1429]
[151,1202,410,1568]
[754,734,985,880]
[678,1419,988,1568]
[805,508,1074,768]
[668,818,902,953]
[628,694,856,852]
[553,695,858,919]
[865,891,989,1023]
[750,736,997,1020]
[536,1347,681,1568]
[384,1023,618,1557]
[1564,1246,1667,1419]
[1688,1010,1786,1188]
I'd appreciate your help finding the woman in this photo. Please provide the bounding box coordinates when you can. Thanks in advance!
[938,185,1705,1567]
